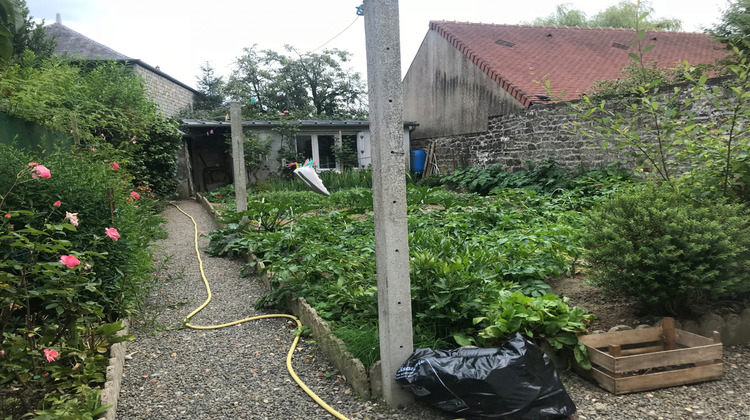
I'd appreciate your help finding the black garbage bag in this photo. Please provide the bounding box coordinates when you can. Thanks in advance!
[395,333,576,419]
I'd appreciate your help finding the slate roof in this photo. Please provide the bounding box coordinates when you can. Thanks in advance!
[44,22,199,94]
[45,22,131,60]
[429,21,730,107]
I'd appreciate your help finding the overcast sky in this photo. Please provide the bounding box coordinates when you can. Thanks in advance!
[27,0,729,90]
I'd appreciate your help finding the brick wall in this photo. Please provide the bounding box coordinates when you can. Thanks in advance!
[412,78,734,174]
[134,65,194,117]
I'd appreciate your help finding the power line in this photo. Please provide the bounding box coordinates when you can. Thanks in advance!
[308,15,361,54]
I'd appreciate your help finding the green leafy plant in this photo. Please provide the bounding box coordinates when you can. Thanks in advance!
[0,145,157,418]
[207,179,602,369]
[457,291,594,369]
[554,10,750,203]
[0,55,182,195]
[582,185,750,314]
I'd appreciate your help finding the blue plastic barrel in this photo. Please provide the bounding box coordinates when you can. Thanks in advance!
[410,149,427,174]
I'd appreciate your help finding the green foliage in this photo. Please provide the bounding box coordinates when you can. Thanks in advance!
[207,182,596,362]
[432,158,634,201]
[0,0,22,61]
[194,61,226,111]
[586,60,713,99]
[566,45,750,202]
[531,0,682,31]
[708,0,750,54]
[224,130,273,183]
[0,56,182,195]
[552,3,750,202]
[9,0,55,60]
[582,185,750,314]
[0,145,159,418]
[456,291,594,369]
[225,45,367,119]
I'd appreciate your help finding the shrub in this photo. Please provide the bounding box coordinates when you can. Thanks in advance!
[0,144,163,417]
[582,185,750,314]
[0,55,182,196]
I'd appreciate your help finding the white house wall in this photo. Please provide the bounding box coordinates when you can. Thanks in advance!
[251,128,410,174]
[402,30,524,140]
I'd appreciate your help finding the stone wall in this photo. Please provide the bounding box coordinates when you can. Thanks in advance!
[412,78,735,174]
[134,65,194,117]
[411,105,625,173]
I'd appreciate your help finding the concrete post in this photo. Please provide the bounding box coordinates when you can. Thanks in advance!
[230,101,247,212]
[364,0,414,407]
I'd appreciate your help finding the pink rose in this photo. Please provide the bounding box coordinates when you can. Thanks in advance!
[105,228,120,241]
[53,200,61,207]
[4,213,9,219]
[130,192,140,200]
[0,349,5,356]
[31,165,51,179]
[110,162,120,170]
[65,211,79,227]
[43,348,59,362]
[59,255,81,269]
[91,148,96,152]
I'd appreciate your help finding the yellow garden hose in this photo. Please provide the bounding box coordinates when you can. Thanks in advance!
[171,203,349,420]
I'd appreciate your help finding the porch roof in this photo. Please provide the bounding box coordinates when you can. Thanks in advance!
[181,119,418,129]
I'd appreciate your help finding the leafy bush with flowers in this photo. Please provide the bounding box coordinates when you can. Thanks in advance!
[0,54,183,196]
[0,144,163,417]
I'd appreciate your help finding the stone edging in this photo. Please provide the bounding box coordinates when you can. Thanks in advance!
[195,194,750,396]
[197,193,380,398]
[599,311,750,346]
[99,319,129,420]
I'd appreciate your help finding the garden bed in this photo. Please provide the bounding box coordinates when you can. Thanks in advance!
[576,318,723,395]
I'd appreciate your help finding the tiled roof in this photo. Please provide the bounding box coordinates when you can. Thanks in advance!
[430,21,730,107]
[45,22,131,60]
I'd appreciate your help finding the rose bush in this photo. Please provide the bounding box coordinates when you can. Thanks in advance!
[0,144,160,417]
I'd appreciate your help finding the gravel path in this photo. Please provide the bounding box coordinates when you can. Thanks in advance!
[116,199,750,420]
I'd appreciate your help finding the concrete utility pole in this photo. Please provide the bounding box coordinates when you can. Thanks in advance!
[363,0,414,407]
[229,101,248,212]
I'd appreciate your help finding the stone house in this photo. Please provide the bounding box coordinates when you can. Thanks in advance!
[45,15,198,117]
[403,21,730,141]
[181,119,417,192]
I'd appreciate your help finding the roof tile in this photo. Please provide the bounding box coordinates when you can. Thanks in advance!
[430,21,730,106]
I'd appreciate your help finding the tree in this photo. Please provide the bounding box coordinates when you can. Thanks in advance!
[0,0,22,61]
[225,45,367,119]
[532,4,589,27]
[194,61,226,111]
[532,1,682,31]
[708,0,750,52]
[10,0,55,59]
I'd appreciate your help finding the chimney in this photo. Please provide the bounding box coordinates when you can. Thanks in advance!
[56,13,61,24]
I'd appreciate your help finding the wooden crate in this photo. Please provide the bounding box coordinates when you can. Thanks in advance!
[576,318,723,395]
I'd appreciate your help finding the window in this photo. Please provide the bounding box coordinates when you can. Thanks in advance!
[296,135,313,161]
[294,133,360,170]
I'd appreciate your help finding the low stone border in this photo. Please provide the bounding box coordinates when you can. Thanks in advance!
[198,195,750,397]
[199,195,380,398]
[599,311,750,346]
[251,258,374,398]
[99,319,129,420]
[196,193,223,227]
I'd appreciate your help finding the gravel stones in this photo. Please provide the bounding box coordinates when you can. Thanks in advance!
[116,200,750,419]
[115,200,449,419]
